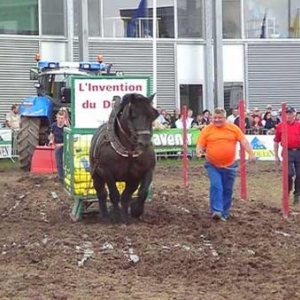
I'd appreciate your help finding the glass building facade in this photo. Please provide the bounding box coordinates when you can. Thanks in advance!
[1,0,300,120]
[1,0,299,39]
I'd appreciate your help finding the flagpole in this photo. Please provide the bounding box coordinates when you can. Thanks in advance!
[152,0,157,106]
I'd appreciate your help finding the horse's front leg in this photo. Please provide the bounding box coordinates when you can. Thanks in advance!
[120,181,139,223]
[131,171,153,218]
[92,173,108,222]
[106,177,121,223]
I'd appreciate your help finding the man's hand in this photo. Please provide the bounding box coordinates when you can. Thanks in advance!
[248,152,256,163]
[196,149,204,158]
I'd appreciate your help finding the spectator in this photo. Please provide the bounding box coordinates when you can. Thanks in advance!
[262,111,279,134]
[49,111,68,184]
[5,104,20,130]
[263,104,273,120]
[296,112,300,122]
[153,118,169,130]
[227,108,238,124]
[252,107,262,119]
[202,109,211,125]
[157,109,169,125]
[271,111,280,124]
[170,108,180,128]
[234,110,251,132]
[192,114,206,130]
[251,115,264,134]
[175,114,191,129]
[187,109,196,128]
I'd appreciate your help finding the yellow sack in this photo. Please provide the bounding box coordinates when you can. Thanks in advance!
[69,155,92,183]
[65,177,96,196]
[73,135,93,158]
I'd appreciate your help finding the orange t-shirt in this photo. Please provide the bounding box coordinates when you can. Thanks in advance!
[196,123,245,167]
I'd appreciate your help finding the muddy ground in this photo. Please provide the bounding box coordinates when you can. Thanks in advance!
[0,161,300,300]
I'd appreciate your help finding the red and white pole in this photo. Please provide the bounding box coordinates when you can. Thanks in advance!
[281,102,289,218]
[182,105,188,188]
[238,100,247,200]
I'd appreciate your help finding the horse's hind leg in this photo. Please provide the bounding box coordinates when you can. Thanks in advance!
[120,181,139,223]
[131,171,153,218]
[92,175,108,221]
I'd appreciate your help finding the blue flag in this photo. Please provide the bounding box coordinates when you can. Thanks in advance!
[127,0,148,38]
[260,13,267,38]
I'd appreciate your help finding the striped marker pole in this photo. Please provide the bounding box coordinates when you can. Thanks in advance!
[238,99,247,200]
[281,102,289,218]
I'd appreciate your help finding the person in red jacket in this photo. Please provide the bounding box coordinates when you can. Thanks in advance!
[274,106,300,205]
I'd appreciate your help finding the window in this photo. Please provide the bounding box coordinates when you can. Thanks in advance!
[177,0,203,38]
[223,0,241,38]
[104,0,174,38]
[74,0,101,36]
[244,0,289,38]
[41,0,65,35]
[0,0,38,35]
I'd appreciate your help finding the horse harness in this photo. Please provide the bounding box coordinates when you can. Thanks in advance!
[107,98,145,158]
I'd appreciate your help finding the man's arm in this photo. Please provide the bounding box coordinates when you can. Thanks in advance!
[240,138,256,161]
[274,141,280,163]
[5,113,11,128]
[273,124,281,163]
[49,133,54,145]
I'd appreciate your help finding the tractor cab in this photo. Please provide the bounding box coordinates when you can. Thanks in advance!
[18,54,123,171]
[30,59,114,105]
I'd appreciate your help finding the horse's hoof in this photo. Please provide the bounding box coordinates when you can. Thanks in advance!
[98,213,109,223]
[109,209,122,224]
[130,202,144,218]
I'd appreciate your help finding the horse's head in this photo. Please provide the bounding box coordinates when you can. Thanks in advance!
[119,93,159,150]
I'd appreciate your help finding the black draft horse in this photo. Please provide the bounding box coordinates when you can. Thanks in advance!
[89,93,159,222]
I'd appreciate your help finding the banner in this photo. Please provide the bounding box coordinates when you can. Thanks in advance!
[0,129,12,159]
[153,130,280,161]
[72,77,150,129]
[152,128,200,152]
[66,128,280,161]
[236,135,281,161]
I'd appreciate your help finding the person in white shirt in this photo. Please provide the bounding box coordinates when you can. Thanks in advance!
[186,109,196,128]
[175,114,192,129]
[227,108,238,124]
[5,104,20,130]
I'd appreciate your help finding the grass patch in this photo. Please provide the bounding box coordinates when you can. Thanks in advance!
[0,158,19,170]
[156,157,205,167]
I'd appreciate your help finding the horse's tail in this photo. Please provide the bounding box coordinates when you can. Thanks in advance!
[89,124,107,176]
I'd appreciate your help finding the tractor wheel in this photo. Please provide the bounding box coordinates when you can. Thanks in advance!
[18,117,41,171]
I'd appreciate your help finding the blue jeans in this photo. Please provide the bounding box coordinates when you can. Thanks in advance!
[205,161,238,219]
[55,146,64,182]
[288,149,300,196]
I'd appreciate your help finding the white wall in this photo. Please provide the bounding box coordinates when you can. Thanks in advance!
[223,44,244,82]
[176,44,244,83]
[176,44,205,84]
[40,41,67,61]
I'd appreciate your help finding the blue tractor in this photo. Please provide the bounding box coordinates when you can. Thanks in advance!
[18,57,118,171]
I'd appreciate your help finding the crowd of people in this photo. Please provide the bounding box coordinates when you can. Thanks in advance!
[153,104,300,135]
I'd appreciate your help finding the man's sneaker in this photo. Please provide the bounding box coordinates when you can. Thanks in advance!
[211,212,227,221]
[293,195,300,205]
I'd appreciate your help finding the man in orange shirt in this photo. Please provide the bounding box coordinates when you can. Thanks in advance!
[196,107,256,221]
